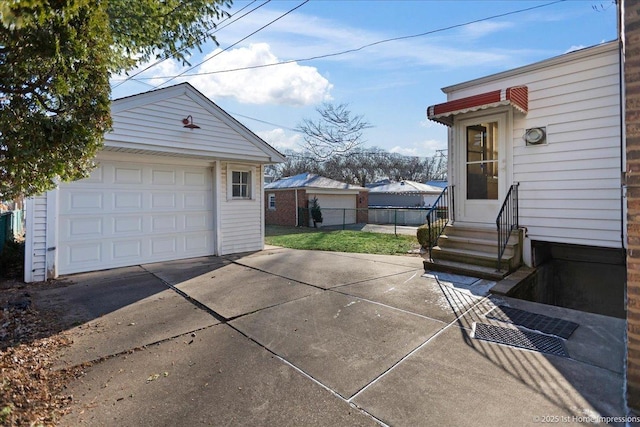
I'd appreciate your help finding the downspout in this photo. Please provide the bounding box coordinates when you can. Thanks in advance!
[295,189,299,226]
[620,17,627,252]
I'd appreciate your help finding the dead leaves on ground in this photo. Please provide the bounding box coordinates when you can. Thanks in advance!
[1,304,80,426]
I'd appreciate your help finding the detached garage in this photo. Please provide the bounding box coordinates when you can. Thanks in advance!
[24,83,285,282]
[264,173,369,227]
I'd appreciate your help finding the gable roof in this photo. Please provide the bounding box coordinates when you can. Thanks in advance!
[265,173,366,191]
[106,83,286,163]
[367,180,443,194]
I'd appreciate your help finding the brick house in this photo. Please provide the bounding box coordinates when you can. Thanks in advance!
[625,0,640,413]
[265,173,368,227]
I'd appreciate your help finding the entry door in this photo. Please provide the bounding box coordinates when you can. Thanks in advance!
[456,113,507,224]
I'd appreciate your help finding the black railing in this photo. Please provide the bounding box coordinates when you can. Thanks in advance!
[426,185,454,260]
[496,183,519,271]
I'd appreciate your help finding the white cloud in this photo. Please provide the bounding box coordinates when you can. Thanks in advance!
[256,128,302,151]
[389,139,446,157]
[189,43,333,106]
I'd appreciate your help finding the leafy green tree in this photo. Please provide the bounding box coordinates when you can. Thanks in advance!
[0,0,232,200]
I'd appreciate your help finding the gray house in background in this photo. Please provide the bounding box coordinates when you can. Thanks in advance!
[368,180,444,207]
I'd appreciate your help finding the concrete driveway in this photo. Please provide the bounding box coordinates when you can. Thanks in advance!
[35,247,627,426]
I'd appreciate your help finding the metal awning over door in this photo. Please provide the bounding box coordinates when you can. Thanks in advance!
[427,86,528,126]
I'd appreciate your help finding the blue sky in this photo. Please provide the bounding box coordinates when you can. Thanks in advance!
[110,0,617,158]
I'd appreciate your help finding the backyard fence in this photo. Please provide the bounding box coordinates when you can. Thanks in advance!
[0,210,23,255]
[296,206,448,236]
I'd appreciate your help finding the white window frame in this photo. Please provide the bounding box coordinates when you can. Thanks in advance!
[227,164,255,201]
[268,193,276,210]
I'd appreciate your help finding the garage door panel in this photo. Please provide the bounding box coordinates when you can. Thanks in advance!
[113,239,142,259]
[66,242,102,264]
[151,193,177,209]
[66,191,104,212]
[151,236,177,255]
[152,169,176,185]
[58,160,214,275]
[114,192,143,210]
[114,216,143,234]
[151,215,177,232]
[114,166,143,184]
[184,233,210,251]
[185,171,206,186]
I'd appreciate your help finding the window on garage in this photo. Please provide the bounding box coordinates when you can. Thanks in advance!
[232,170,251,199]
[268,193,276,209]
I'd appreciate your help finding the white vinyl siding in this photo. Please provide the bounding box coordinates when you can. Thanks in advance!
[25,195,48,282]
[219,162,263,254]
[447,42,621,248]
[107,88,277,162]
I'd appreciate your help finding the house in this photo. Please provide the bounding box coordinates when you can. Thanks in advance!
[367,180,444,208]
[264,173,368,227]
[23,83,285,282]
[425,41,625,316]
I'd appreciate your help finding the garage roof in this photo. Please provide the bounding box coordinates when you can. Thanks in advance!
[266,173,366,191]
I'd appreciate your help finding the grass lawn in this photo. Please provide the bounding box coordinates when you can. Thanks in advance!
[265,225,420,255]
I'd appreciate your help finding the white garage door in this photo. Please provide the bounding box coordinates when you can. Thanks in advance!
[313,194,357,227]
[58,160,214,275]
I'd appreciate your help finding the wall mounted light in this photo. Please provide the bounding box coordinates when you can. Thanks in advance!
[524,127,546,145]
[182,115,201,129]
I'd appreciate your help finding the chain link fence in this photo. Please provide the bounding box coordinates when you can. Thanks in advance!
[297,206,435,236]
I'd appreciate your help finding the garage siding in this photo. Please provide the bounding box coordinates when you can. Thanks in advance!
[25,195,48,282]
[219,162,264,254]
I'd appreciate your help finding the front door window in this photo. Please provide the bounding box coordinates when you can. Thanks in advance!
[466,122,498,200]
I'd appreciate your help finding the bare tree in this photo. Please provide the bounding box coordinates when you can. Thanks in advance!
[296,103,372,160]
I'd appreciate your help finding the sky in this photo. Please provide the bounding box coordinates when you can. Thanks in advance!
[109,0,618,159]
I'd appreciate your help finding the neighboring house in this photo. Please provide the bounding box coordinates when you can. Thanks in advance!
[264,173,368,227]
[367,180,444,208]
[426,180,448,189]
[426,41,625,314]
[23,83,285,282]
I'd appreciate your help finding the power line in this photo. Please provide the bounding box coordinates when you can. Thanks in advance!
[154,0,309,88]
[117,0,565,82]
[111,0,262,90]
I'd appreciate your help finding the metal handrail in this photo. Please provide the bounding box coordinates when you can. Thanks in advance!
[426,185,454,260]
[496,183,519,271]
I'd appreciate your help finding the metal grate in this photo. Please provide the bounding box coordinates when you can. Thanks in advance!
[485,305,578,339]
[472,322,569,358]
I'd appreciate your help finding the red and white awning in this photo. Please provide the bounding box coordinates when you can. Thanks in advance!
[427,86,528,126]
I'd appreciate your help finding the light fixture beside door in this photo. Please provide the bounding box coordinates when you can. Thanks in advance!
[524,127,546,145]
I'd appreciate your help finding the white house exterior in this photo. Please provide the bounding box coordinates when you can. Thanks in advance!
[24,83,285,282]
[427,41,623,266]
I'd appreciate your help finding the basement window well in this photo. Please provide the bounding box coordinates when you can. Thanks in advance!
[512,241,626,319]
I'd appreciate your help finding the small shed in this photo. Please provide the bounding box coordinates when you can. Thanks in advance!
[367,180,444,208]
[264,173,368,227]
[24,83,285,282]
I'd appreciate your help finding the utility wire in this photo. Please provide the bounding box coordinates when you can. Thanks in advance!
[154,0,309,88]
[111,0,263,90]
[119,0,565,81]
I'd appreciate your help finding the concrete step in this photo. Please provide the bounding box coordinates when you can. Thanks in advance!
[437,235,516,257]
[423,258,509,281]
[431,245,512,271]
